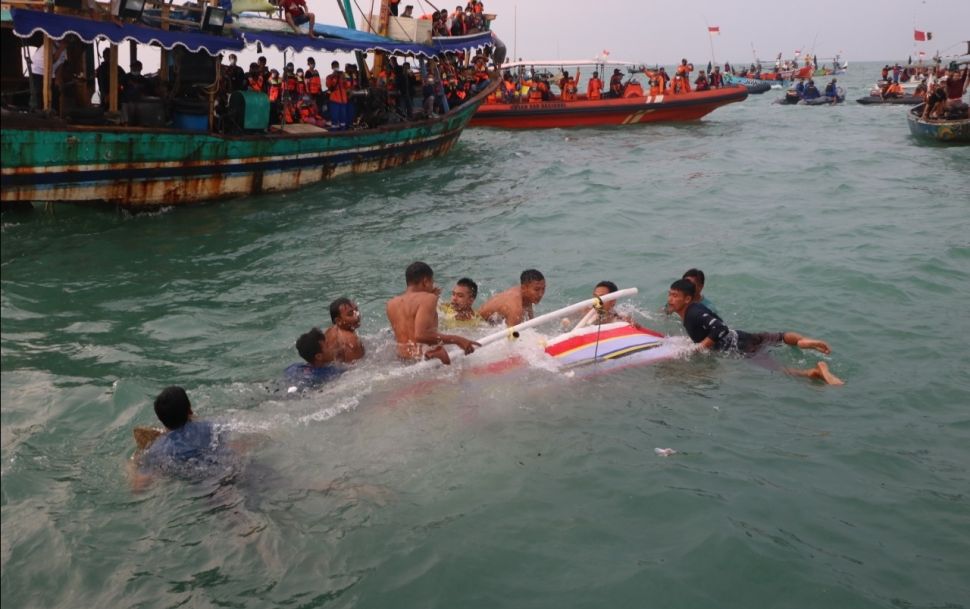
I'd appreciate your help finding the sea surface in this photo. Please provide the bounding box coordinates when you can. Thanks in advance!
[2,61,969,609]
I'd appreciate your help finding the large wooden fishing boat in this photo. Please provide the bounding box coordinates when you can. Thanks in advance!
[471,60,747,129]
[0,1,499,208]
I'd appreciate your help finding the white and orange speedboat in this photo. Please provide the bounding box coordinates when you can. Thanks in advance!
[471,60,748,129]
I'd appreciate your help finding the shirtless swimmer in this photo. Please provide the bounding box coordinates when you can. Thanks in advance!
[386,261,479,365]
[478,269,546,327]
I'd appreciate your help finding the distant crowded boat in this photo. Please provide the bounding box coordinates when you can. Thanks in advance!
[0,1,501,209]
[471,60,747,128]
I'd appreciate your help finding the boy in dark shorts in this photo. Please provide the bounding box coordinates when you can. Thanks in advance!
[667,279,843,385]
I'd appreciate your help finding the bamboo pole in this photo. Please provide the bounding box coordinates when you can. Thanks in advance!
[42,37,51,111]
[108,43,119,112]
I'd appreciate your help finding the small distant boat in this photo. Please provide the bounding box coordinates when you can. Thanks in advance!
[743,82,772,95]
[776,88,844,105]
[724,65,814,90]
[907,104,970,143]
[856,94,924,105]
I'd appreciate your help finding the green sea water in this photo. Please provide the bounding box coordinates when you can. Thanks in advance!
[2,62,969,609]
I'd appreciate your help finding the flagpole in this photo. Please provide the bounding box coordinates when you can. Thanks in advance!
[708,30,717,66]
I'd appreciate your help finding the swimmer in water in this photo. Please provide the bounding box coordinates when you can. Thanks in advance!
[326,297,365,363]
[439,277,479,327]
[666,278,844,385]
[386,261,479,365]
[478,269,546,327]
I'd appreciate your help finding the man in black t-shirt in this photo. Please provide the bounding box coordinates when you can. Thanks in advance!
[667,279,843,385]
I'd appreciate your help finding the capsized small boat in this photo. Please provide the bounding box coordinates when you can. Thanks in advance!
[907,103,970,143]
[543,321,678,374]
[472,61,747,129]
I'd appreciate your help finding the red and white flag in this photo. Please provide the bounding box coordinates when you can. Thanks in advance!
[602,49,610,57]
[708,26,720,35]
[794,49,801,57]
[914,29,926,41]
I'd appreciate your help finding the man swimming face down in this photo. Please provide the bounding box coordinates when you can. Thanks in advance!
[478,269,546,327]
[385,261,479,365]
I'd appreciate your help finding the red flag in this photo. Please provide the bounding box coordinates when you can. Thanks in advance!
[914,30,926,41]
[708,26,720,35]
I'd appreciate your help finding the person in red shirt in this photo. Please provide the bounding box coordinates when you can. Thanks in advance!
[280,0,315,37]
[944,62,968,109]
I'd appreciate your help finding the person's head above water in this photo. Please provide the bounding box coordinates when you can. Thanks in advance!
[519,269,546,305]
[667,278,698,315]
[405,261,435,289]
[154,386,193,430]
[329,297,360,330]
[296,327,327,365]
[682,268,706,295]
[594,280,619,310]
[452,277,478,311]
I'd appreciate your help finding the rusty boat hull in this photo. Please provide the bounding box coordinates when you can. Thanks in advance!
[469,85,748,129]
[0,81,496,209]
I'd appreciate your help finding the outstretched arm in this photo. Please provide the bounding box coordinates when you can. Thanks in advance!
[415,295,479,353]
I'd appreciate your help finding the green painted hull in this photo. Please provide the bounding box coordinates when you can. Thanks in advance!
[1,81,495,208]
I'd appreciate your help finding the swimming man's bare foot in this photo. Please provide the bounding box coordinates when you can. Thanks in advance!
[796,338,831,355]
[808,362,844,386]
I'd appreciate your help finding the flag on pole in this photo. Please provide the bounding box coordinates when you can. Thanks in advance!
[602,49,610,57]
[914,30,926,41]
[708,26,720,35]
[794,49,801,57]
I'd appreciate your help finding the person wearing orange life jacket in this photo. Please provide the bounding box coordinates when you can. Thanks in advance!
[709,65,723,88]
[267,70,282,101]
[644,70,661,96]
[675,58,693,93]
[586,71,603,100]
[501,73,516,102]
[537,78,552,101]
[326,60,350,129]
[298,95,326,127]
[561,70,579,101]
[694,70,710,91]
[609,68,624,98]
[656,67,669,93]
[295,68,306,97]
[247,63,264,93]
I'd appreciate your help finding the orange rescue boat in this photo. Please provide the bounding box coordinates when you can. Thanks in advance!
[472,61,748,129]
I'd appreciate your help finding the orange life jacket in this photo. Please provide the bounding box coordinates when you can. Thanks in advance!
[326,72,349,104]
[248,74,264,93]
[306,71,322,94]
[587,77,602,100]
[528,87,542,102]
[267,79,281,102]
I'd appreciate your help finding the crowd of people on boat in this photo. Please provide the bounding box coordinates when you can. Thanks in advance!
[217,51,491,130]
[388,0,491,36]
[486,58,732,105]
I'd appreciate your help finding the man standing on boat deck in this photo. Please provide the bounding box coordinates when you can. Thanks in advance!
[327,61,350,129]
[478,269,546,327]
[280,0,316,37]
[386,262,479,365]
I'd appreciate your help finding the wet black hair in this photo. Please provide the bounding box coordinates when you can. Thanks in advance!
[456,277,478,299]
[329,297,353,323]
[520,269,545,285]
[406,261,434,285]
[154,386,192,430]
[296,327,325,363]
[682,268,705,286]
[595,280,618,293]
[670,279,696,298]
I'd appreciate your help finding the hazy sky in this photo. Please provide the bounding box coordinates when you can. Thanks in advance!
[306,0,969,64]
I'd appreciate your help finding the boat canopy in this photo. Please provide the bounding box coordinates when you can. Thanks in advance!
[11,8,245,55]
[499,59,641,69]
[237,14,494,57]
[10,8,493,58]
